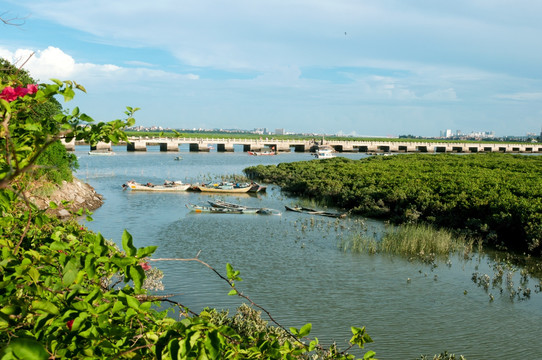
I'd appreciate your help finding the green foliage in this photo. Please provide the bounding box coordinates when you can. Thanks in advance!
[34,140,78,184]
[245,154,542,255]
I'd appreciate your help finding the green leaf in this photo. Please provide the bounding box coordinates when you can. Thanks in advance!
[0,338,49,360]
[62,87,75,102]
[126,295,140,310]
[226,263,234,279]
[136,245,157,258]
[28,267,40,284]
[129,264,145,291]
[168,339,181,360]
[298,323,312,338]
[227,289,238,296]
[32,300,59,315]
[111,255,135,268]
[62,260,78,286]
[49,201,58,209]
[122,230,137,257]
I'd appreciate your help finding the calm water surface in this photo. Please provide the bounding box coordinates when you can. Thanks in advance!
[76,146,542,359]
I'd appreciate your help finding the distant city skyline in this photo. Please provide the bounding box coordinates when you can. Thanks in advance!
[2,1,542,137]
[127,124,540,141]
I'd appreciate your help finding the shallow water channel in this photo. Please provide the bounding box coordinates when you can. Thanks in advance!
[76,145,542,359]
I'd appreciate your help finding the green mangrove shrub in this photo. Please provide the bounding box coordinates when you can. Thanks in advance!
[245,154,542,255]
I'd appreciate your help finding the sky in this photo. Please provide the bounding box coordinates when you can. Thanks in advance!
[1,0,542,137]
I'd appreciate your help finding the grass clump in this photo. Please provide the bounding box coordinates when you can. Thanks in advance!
[340,223,471,263]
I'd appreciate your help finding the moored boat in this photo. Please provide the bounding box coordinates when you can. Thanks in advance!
[89,150,114,156]
[123,180,191,192]
[284,205,347,218]
[248,150,276,156]
[207,199,281,215]
[186,203,259,214]
[195,182,252,193]
[313,147,335,159]
[248,146,277,156]
[207,199,254,210]
[248,183,267,193]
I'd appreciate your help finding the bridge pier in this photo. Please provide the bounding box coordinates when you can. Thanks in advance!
[91,142,112,151]
[61,138,75,151]
[189,143,211,152]
[160,142,179,152]
[127,140,147,151]
[244,144,263,152]
[217,143,234,152]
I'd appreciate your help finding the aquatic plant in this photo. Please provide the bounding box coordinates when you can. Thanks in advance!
[339,223,468,263]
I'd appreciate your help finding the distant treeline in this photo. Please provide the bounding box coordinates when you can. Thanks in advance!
[244,153,542,255]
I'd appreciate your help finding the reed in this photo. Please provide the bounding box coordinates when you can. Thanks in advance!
[341,223,468,261]
[380,223,463,256]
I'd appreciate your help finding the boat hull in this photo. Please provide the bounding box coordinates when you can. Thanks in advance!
[196,186,251,193]
[186,203,258,214]
[125,181,191,192]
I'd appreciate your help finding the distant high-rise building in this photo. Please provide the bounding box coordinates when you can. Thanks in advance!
[275,128,285,135]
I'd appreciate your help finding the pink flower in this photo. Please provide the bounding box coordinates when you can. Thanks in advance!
[14,87,29,97]
[67,319,74,330]
[140,262,151,271]
[26,84,38,95]
[0,87,17,102]
[0,84,38,102]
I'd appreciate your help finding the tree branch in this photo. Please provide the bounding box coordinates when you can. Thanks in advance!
[150,254,304,344]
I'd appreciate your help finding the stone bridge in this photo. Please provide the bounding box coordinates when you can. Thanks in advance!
[61,137,542,154]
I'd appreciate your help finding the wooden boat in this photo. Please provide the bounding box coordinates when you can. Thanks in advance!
[284,205,347,218]
[207,199,253,210]
[89,150,114,156]
[186,203,259,214]
[248,150,276,156]
[248,183,267,193]
[196,182,252,193]
[248,146,277,156]
[207,199,281,215]
[123,180,191,192]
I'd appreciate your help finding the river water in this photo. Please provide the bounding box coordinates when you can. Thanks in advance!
[76,145,542,359]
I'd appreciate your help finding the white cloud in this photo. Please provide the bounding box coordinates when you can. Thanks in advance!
[0,46,199,86]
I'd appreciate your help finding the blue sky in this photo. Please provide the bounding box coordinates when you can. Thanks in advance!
[1,0,542,137]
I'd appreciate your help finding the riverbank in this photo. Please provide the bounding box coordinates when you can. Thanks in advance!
[27,177,103,218]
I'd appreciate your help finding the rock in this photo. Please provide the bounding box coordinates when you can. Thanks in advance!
[28,177,103,219]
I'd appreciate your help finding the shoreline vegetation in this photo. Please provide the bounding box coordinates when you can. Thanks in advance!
[244,153,542,271]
